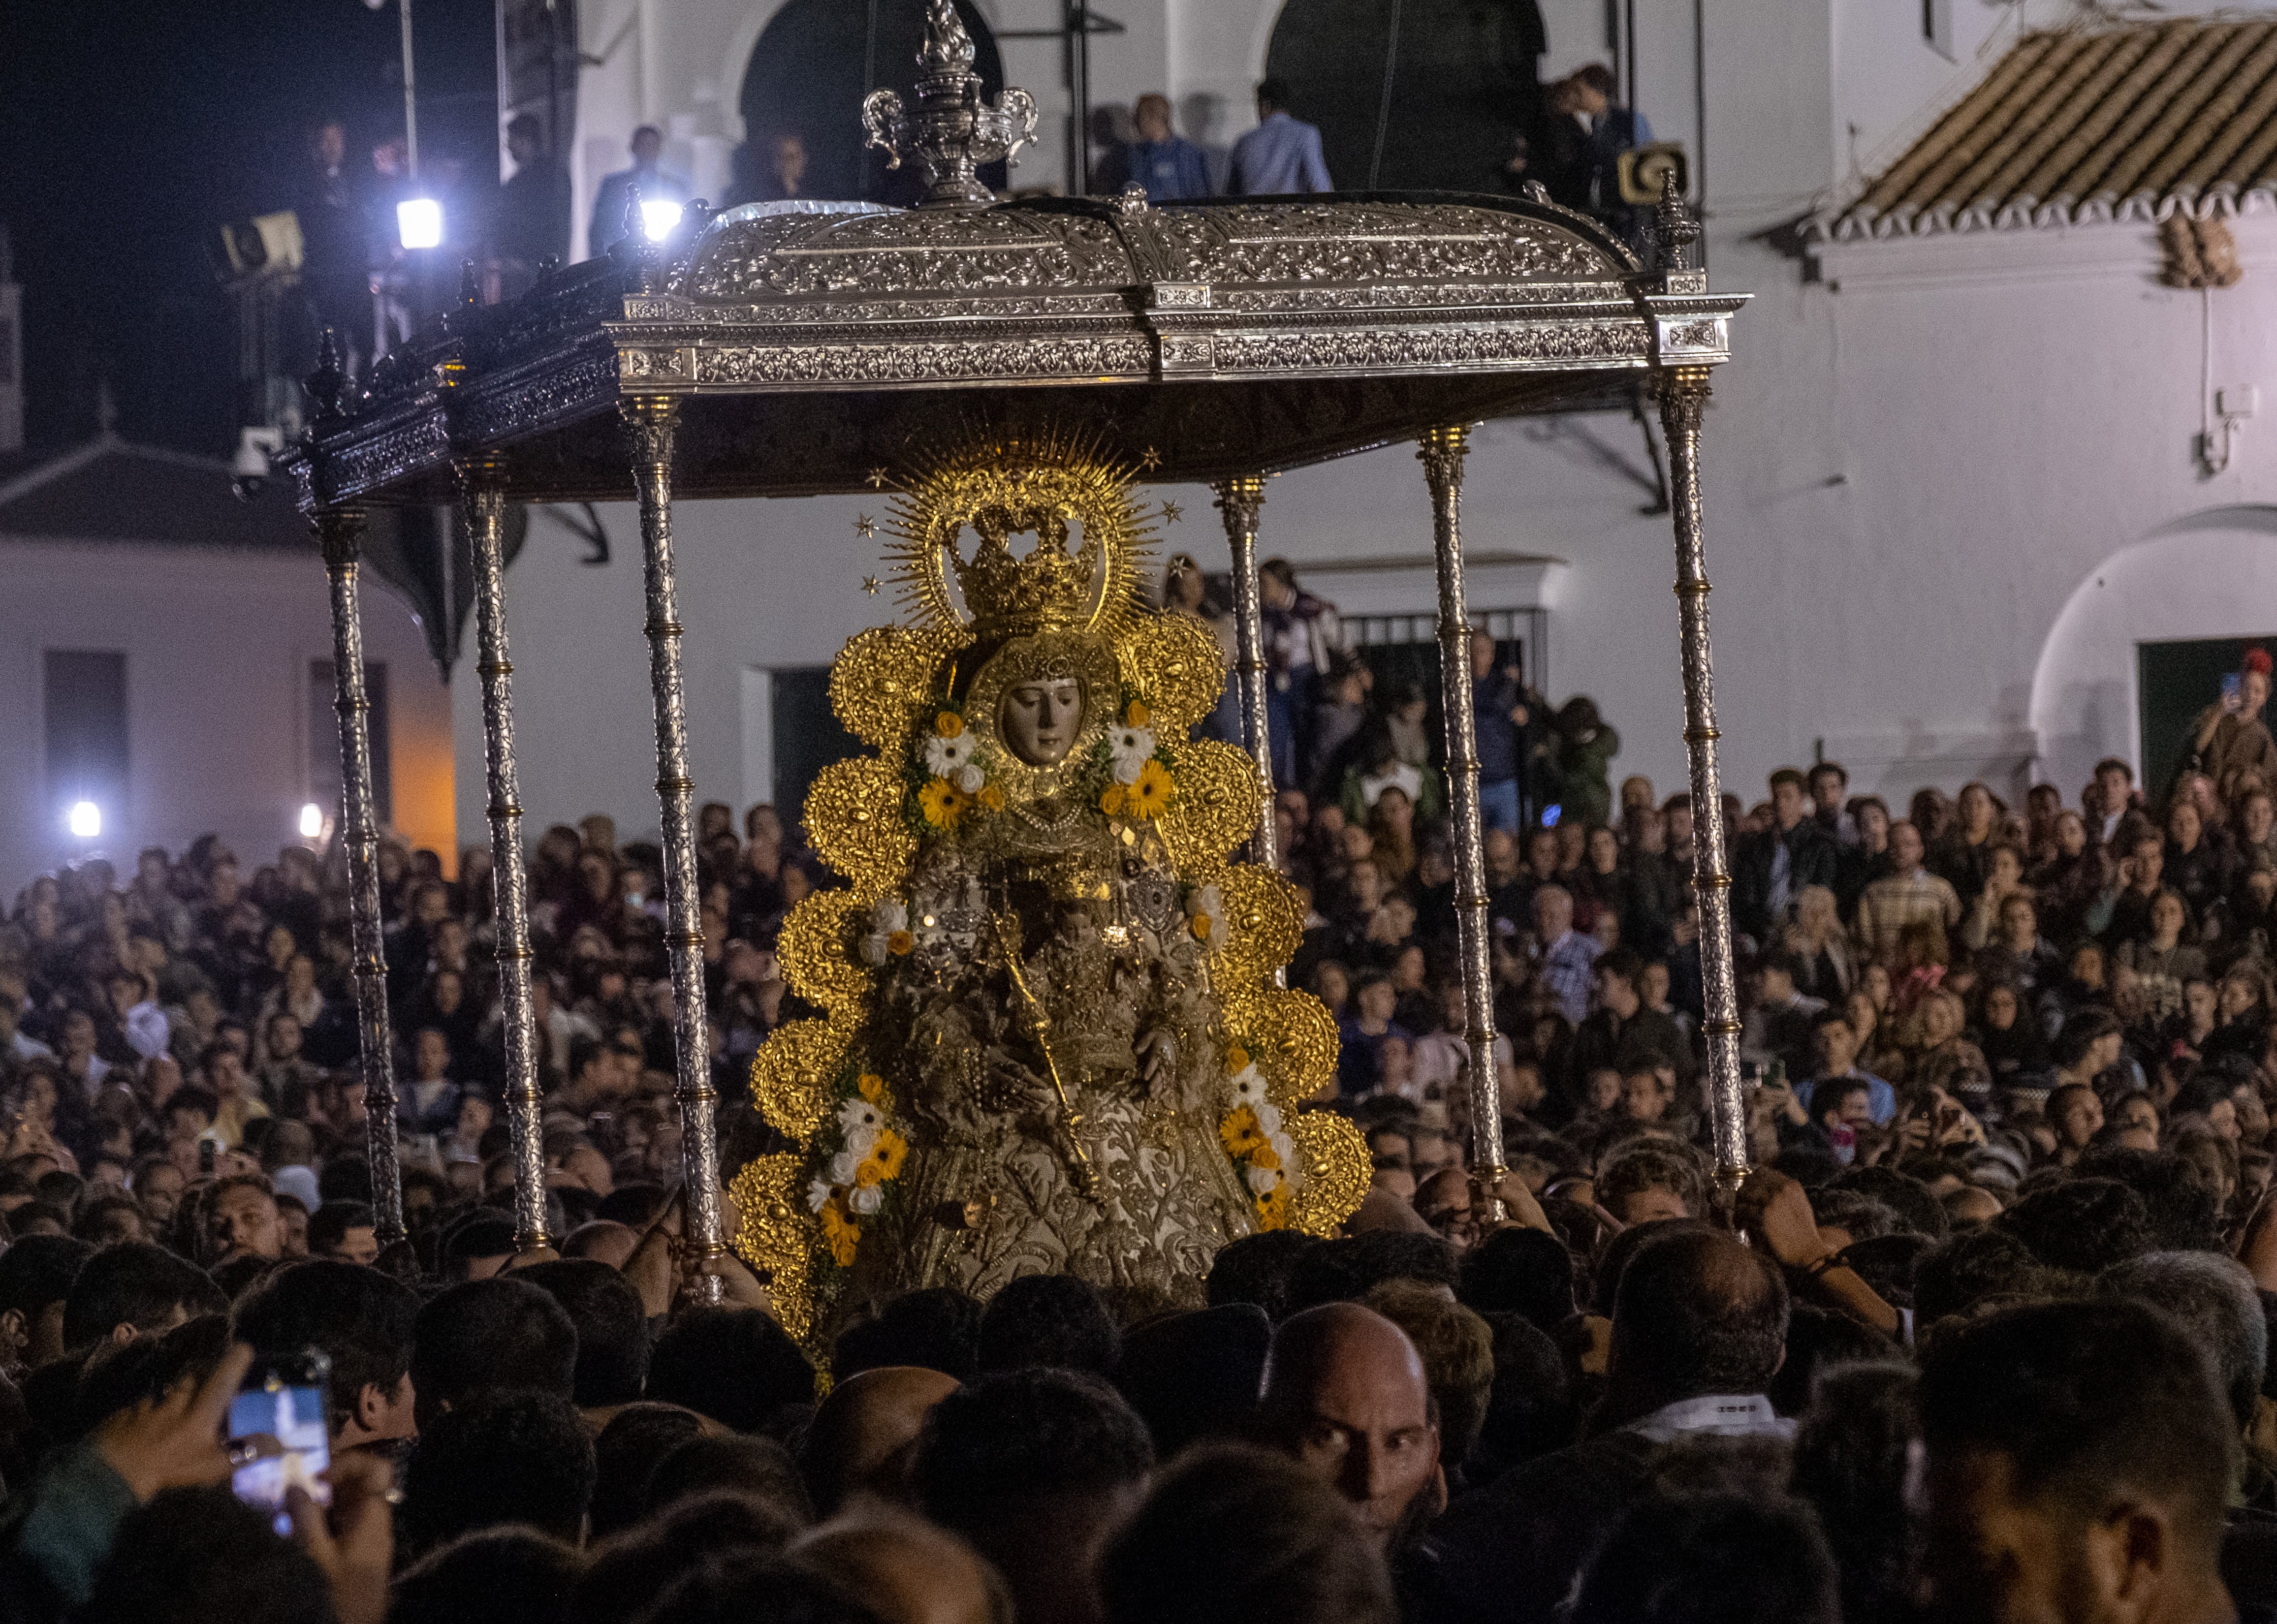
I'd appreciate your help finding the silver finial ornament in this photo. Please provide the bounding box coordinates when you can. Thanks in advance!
[862,0,1038,208]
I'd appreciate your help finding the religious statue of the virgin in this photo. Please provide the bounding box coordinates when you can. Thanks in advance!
[731,432,1366,1351]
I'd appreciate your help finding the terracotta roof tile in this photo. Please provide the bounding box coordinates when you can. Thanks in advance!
[1818,17,2277,240]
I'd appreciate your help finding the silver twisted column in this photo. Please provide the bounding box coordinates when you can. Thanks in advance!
[316,507,408,1250]
[1659,367,1748,1195]
[1213,475,1277,873]
[625,398,727,1304]
[1418,426,1506,1222]
[460,459,553,1257]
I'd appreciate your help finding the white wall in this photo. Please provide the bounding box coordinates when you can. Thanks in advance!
[0,539,455,891]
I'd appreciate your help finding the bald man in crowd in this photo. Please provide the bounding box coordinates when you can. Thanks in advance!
[802,1365,961,1518]
[1260,1303,1445,1555]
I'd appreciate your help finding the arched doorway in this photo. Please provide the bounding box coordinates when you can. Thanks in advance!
[2029,508,2277,799]
[1263,0,1546,192]
[738,0,1007,206]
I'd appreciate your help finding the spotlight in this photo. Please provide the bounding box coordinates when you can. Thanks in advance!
[397,197,443,250]
[67,801,101,839]
[299,803,325,840]
[640,199,684,242]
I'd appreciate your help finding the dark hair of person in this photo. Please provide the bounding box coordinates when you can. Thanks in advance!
[1364,1280,1494,1469]
[645,1433,815,1526]
[400,1389,598,1557]
[589,1401,708,1538]
[1788,1362,1920,1624]
[832,1285,982,1382]
[975,1273,1121,1375]
[389,1526,583,1624]
[2098,1251,2268,1431]
[514,1258,651,1407]
[618,1547,883,1624]
[1598,1142,1709,1222]
[1111,1301,1274,1458]
[0,1232,93,1319]
[1920,1299,2239,1558]
[914,1368,1155,1531]
[1204,1229,1321,1322]
[1256,78,1294,111]
[408,1276,577,1427]
[1565,1492,1841,1624]
[1456,1225,1576,1331]
[2071,1147,2224,1252]
[1766,1302,1901,1417]
[572,1492,808,1624]
[73,1313,232,1440]
[78,1487,334,1624]
[646,1305,816,1433]
[1287,1231,1459,1313]
[1590,1216,1713,1316]
[305,1200,374,1257]
[232,1261,417,1437]
[1476,1311,1578,1470]
[1607,1229,1789,1407]
[1825,1165,1949,1241]
[1992,1177,2157,1276]
[63,1242,225,1353]
[1098,1444,1396,1624]
[1910,1224,2050,1326]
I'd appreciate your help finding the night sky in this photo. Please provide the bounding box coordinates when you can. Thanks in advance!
[0,0,499,456]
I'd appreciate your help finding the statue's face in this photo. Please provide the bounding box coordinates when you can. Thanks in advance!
[1001,678,1083,765]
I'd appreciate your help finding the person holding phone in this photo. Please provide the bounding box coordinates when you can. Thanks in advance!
[2182,645,2277,806]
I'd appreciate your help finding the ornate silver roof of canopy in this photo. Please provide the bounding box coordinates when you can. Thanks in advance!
[283,20,1743,509]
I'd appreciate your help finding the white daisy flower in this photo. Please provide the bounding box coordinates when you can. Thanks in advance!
[954,761,986,794]
[1228,1066,1265,1108]
[806,1177,836,1213]
[829,1149,861,1184]
[923,733,975,776]
[1108,725,1156,783]
[849,1184,885,1216]
[1246,1163,1284,1195]
[838,1099,885,1140]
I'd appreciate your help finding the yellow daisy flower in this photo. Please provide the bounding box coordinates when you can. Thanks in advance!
[918,777,965,828]
[866,1127,909,1181]
[819,1201,861,1266]
[1124,758,1174,820]
[1219,1106,1265,1158]
[1256,1183,1291,1229]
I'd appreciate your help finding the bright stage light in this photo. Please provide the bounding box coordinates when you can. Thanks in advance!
[299,803,324,839]
[641,199,684,242]
[67,801,101,839]
[397,197,443,250]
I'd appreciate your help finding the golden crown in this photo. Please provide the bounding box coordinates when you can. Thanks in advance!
[880,435,1154,644]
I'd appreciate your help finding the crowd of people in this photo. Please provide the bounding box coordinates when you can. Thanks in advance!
[5,607,2277,1621]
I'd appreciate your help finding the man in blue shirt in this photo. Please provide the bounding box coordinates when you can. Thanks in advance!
[1229,79,1332,196]
[1468,630,1531,833]
[1794,1006,1897,1126]
[1098,94,1213,200]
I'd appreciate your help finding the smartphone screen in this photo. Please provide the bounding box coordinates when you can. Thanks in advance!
[2225,672,2245,712]
[230,1353,332,1536]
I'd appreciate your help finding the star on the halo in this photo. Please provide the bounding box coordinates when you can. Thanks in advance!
[1160,501,1184,524]
[855,514,876,538]
[860,575,882,595]
[1139,447,1162,471]
[866,467,891,489]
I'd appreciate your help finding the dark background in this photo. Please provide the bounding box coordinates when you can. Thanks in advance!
[0,0,499,456]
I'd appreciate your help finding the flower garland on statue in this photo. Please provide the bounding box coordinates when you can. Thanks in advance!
[1216,1042,1298,1230]
[804,1071,910,1267]
[913,708,1006,831]
[1100,700,1176,821]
